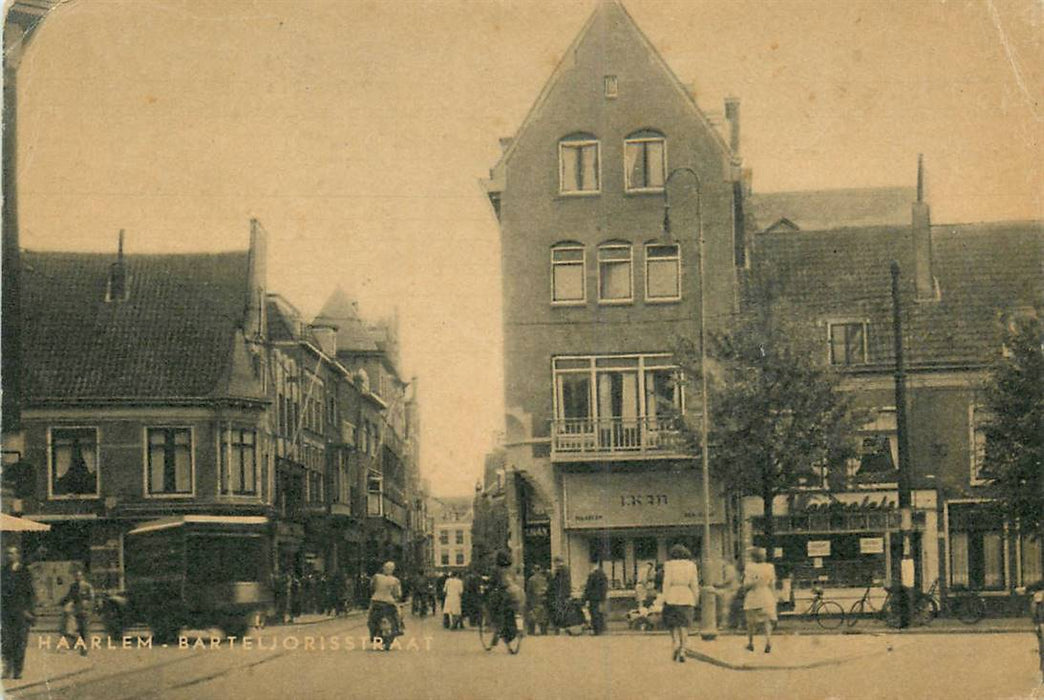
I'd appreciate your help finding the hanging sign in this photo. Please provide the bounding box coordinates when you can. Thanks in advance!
[860,537,885,554]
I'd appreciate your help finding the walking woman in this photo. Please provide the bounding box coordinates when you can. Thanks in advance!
[662,544,700,663]
[742,547,777,653]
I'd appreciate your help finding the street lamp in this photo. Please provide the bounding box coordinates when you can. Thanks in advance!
[662,167,717,640]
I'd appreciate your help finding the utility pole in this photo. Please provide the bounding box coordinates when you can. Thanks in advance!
[890,261,916,627]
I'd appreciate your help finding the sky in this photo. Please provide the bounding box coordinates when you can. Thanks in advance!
[10,0,1041,497]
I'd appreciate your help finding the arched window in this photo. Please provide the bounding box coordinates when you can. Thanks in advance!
[597,241,633,303]
[559,132,600,194]
[624,129,666,191]
[551,242,585,304]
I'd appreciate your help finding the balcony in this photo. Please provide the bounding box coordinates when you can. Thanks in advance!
[550,416,689,462]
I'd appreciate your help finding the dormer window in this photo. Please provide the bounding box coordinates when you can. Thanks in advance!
[624,130,666,192]
[559,133,600,195]
[827,321,868,366]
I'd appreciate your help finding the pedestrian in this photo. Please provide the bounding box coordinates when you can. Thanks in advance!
[583,561,609,635]
[2,545,36,679]
[714,556,741,629]
[463,570,482,627]
[436,573,447,615]
[662,544,700,663]
[742,547,777,653]
[525,565,549,635]
[547,555,571,634]
[635,561,656,609]
[59,567,95,656]
[443,571,464,629]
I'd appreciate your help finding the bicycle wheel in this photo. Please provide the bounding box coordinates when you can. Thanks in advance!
[505,615,522,655]
[477,603,497,651]
[847,600,867,627]
[954,595,986,624]
[814,600,845,629]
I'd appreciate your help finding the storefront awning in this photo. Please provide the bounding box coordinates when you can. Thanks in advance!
[0,513,51,532]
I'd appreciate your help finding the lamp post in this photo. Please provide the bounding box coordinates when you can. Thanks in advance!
[663,167,717,640]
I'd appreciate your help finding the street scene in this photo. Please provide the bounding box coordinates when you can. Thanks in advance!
[2,0,1042,698]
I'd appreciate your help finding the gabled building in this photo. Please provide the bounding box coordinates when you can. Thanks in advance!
[484,0,737,598]
[486,0,1042,614]
[15,224,271,603]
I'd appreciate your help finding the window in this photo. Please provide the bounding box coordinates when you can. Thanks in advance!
[828,321,868,365]
[645,243,680,301]
[221,428,257,495]
[598,243,632,302]
[441,552,450,566]
[551,243,585,304]
[307,470,324,504]
[847,409,898,486]
[969,405,994,485]
[455,529,464,545]
[49,427,99,498]
[624,130,666,191]
[559,133,600,194]
[439,530,449,546]
[948,503,1005,591]
[1020,534,1042,587]
[146,427,193,495]
[589,536,626,588]
[603,75,618,99]
[455,552,465,566]
[367,475,383,517]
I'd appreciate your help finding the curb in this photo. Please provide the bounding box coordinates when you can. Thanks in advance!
[683,641,898,672]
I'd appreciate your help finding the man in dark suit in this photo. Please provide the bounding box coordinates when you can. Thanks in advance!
[547,555,571,634]
[59,567,94,655]
[583,561,609,635]
[2,545,36,679]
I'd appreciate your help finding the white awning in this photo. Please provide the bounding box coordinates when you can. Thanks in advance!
[0,513,52,532]
[128,515,269,536]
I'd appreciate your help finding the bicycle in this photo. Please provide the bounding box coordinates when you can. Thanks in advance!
[795,584,845,629]
[846,580,884,627]
[477,576,523,654]
[881,579,986,628]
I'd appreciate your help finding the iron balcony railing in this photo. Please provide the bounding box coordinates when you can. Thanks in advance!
[550,416,688,459]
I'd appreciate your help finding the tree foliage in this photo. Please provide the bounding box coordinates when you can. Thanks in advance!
[981,312,1043,536]
[673,278,865,557]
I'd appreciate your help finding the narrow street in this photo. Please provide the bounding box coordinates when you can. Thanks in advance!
[5,613,1040,699]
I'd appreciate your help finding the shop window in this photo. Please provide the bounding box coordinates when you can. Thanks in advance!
[49,427,99,498]
[589,537,626,588]
[828,321,868,366]
[948,504,1005,591]
[597,243,633,303]
[146,427,193,496]
[559,133,600,194]
[551,243,586,304]
[645,243,680,301]
[633,536,658,586]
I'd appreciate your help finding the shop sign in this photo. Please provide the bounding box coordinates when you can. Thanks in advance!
[525,524,550,538]
[789,492,897,514]
[860,537,885,554]
[806,540,831,557]
[562,470,721,530]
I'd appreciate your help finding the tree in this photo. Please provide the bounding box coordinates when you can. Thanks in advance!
[674,280,865,561]
[981,311,1043,537]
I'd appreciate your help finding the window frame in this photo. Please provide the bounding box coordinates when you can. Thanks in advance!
[550,243,587,306]
[47,426,101,500]
[558,135,601,196]
[644,242,682,302]
[143,426,196,498]
[846,407,899,488]
[551,354,683,423]
[597,242,634,304]
[826,320,869,366]
[969,404,995,486]
[624,131,667,193]
[219,426,259,497]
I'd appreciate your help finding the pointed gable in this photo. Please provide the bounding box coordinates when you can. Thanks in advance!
[487,0,731,191]
[314,287,378,353]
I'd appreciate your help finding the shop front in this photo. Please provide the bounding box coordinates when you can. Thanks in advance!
[560,468,726,617]
[743,489,939,610]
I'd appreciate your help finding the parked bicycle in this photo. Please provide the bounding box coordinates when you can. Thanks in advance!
[795,584,845,629]
[847,579,884,627]
[880,579,986,628]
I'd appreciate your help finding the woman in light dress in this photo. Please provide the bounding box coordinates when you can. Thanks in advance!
[742,547,777,653]
[661,545,700,663]
[442,571,464,629]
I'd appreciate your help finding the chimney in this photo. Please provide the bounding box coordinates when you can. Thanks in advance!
[246,219,268,338]
[912,155,935,300]
[107,230,127,302]
[724,97,741,157]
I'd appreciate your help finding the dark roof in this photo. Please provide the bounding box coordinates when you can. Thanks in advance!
[752,220,1043,367]
[22,250,250,401]
[748,187,916,232]
[314,287,379,353]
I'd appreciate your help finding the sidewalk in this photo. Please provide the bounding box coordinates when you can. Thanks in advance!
[606,615,1034,636]
[683,634,900,671]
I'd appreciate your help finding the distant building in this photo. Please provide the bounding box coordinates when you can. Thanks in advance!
[430,496,473,572]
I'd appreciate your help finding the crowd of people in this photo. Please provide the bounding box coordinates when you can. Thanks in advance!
[272,569,354,623]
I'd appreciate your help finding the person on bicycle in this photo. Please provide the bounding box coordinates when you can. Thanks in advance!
[488,551,523,643]
[369,561,403,638]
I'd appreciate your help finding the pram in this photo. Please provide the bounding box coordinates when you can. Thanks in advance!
[626,594,665,631]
